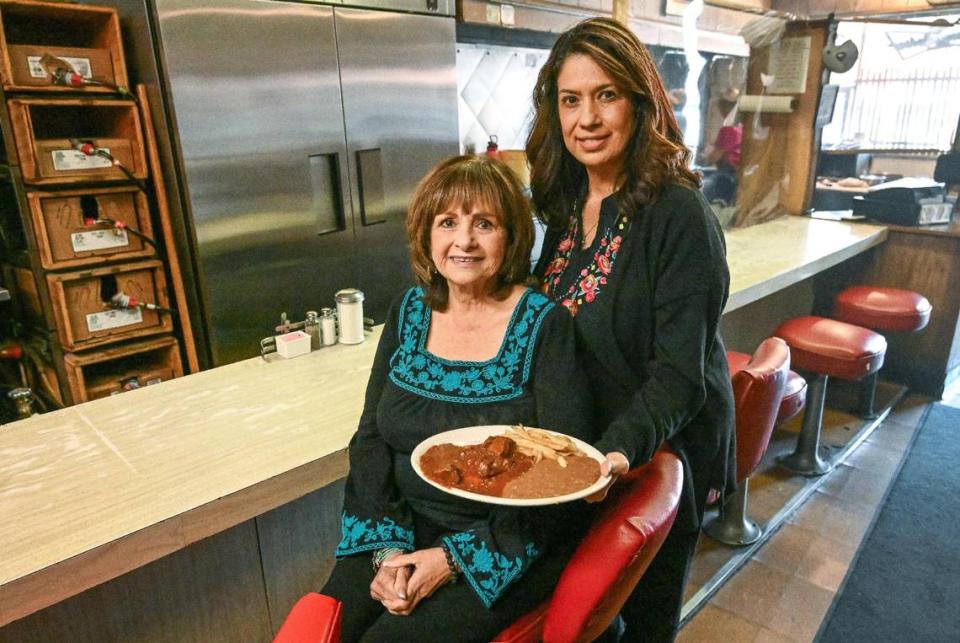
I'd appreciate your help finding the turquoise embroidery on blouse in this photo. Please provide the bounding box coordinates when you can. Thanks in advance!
[442,532,540,608]
[388,287,554,403]
[335,512,414,557]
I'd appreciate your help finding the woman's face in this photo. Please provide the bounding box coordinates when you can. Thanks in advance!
[430,201,507,294]
[557,53,634,179]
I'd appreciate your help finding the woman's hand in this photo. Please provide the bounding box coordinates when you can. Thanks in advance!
[585,451,630,503]
[369,554,412,608]
[378,547,451,616]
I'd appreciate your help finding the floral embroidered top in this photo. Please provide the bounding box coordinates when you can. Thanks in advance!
[335,287,594,608]
[541,199,631,316]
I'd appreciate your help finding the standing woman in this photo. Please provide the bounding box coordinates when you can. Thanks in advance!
[527,18,735,641]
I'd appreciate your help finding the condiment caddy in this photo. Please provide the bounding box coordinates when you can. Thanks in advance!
[259,288,372,360]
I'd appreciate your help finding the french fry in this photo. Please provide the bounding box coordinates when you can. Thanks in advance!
[506,425,584,468]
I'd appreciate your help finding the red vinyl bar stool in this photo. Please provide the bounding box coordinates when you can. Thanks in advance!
[273,450,683,643]
[777,369,808,425]
[727,350,807,426]
[705,338,790,546]
[834,286,932,417]
[774,316,887,476]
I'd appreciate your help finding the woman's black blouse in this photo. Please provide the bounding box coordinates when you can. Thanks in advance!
[536,184,736,533]
[335,286,593,607]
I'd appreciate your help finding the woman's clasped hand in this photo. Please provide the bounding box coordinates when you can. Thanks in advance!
[369,548,449,615]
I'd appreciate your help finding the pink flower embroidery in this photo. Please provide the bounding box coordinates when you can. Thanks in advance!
[542,212,629,316]
[547,257,567,276]
[597,253,612,275]
[580,274,599,295]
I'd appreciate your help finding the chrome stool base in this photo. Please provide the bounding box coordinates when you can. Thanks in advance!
[778,450,833,477]
[704,483,762,546]
[779,373,833,477]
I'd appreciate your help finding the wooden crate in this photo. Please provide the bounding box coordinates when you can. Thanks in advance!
[46,259,173,351]
[26,186,155,269]
[64,335,183,402]
[35,353,63,406]
[10,265,44,328]
[22,339,65,407]
[0,0,127,92]
[6,97,147,185]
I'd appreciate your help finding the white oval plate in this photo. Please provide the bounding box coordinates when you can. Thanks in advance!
[411,425,610,507]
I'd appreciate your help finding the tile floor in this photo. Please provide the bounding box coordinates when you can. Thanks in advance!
[676,387,957,643]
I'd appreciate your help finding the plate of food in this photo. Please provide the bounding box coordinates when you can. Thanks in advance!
[411,425,610,506]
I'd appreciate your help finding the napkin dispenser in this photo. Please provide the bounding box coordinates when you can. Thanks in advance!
[851,177,952,226]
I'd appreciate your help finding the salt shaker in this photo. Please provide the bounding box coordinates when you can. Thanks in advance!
[320,307,337,346]
[335,288,365,344]
[304,310,320,350]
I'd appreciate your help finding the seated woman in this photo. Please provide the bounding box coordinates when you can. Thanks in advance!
[702,89,742,206]
[320,155,594,642]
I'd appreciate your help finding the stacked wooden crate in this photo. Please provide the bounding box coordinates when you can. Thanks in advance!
[0,0,186,405]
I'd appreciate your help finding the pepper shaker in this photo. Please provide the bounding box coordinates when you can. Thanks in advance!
[335,288,365,344]
[304,310,320,350]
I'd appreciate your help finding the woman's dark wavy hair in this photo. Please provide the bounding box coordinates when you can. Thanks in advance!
[526,17,700,227]
[406,155,534,311]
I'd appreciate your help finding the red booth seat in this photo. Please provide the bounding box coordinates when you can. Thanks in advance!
[273,592,342,643]
[495,449,683,643]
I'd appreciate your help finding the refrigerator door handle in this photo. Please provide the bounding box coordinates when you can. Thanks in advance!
[355,147,386,226]
[309,151,349,236]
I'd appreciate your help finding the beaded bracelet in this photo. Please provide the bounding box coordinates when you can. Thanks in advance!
[441,542,461,583]
[371,547,405,572]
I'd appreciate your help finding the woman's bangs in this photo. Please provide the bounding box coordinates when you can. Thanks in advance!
[434,168,503,220]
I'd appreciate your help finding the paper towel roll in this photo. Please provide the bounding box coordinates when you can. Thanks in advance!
[737,95,794,113]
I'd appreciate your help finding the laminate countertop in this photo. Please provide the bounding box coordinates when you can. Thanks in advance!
[0,333,380,627]
[0,215,888,626]
[724,215,886,312]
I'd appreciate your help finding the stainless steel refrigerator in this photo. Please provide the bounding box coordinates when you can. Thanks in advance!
[109,0,459,365]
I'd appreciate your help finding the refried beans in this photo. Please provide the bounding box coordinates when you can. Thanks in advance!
[502,456,601,499]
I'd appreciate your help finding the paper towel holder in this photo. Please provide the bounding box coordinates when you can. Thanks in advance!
[736,95,796,113]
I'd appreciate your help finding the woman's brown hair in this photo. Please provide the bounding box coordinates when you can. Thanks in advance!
[406,155,534,310]
[526,17,700,227]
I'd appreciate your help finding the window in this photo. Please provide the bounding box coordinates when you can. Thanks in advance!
[822,18,960,151]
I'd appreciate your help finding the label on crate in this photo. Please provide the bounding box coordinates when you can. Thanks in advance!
[71,228,130,252]
[86,307,143,333]
[110,377,162,395]
[51,147,114,172]
[52,148,113,171]
[27,55,93,79]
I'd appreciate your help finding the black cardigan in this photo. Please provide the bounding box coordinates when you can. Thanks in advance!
[535,184,736,533]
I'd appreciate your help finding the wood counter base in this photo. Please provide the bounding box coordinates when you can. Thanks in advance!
[816,219,960,397]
